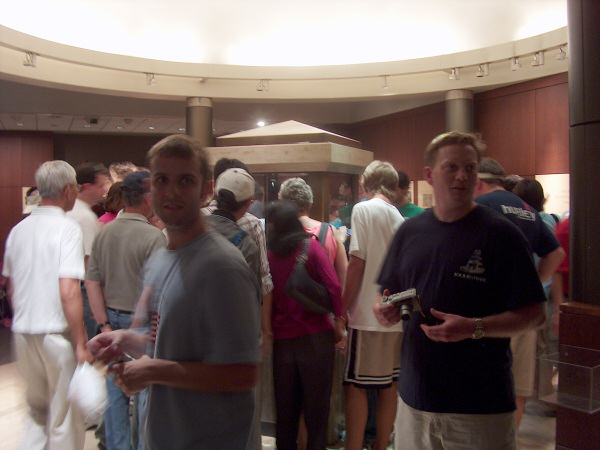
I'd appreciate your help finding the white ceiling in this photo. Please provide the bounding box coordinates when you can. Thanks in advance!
[0,1,568,136]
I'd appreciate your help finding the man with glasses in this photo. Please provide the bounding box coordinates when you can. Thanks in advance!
[67,162,110,339]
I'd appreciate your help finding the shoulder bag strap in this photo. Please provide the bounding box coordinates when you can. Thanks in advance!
[293,238,310,270]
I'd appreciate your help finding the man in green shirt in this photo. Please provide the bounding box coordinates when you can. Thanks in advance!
[394,170,425,218]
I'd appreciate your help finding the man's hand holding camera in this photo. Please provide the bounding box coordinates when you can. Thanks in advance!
[374,288,478,342]
[373,289,402,327]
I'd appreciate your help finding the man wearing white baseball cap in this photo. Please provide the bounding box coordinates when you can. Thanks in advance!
[205,168,261,289]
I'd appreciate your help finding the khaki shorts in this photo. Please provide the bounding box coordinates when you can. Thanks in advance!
[395,397,516,450]
[510,329,537,397]
[343,328,402,389]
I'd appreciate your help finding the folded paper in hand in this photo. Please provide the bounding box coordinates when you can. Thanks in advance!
[67,362,107,426]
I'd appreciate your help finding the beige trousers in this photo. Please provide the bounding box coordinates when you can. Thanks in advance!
[14,333,85,450]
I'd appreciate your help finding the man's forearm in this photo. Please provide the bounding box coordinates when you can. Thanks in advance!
[480,302,546,338]
[84,279,109,326]
[341,255,365,317]
[538,247,566,284]
[145,359,258,392]
[59,278,88,348]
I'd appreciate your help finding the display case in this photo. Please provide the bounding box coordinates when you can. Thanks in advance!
[206,120,373,223]
[538,345,600,414]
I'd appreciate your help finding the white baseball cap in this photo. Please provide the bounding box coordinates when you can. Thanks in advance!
[215,168,255,202]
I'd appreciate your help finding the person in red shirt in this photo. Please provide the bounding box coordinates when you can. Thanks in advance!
[551,217,570,335]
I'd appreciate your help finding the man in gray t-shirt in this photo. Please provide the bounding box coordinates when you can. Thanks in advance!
[89,135,261,449]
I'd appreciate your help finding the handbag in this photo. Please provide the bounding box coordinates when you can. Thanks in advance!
[285,238,334,315]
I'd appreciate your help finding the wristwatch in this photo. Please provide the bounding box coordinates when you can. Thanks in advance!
[472,318,485,339]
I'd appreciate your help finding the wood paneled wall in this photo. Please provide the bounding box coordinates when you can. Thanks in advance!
[0,133,53,265]
[348,73,569,182]
[475,73,569,177]
[350,103,446,181]
[53,134,166,168]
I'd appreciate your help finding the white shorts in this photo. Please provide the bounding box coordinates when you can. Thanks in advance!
[395,397,516,450]
[510,329,537,397]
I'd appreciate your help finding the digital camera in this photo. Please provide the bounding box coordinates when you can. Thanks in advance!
[381,288,421,321]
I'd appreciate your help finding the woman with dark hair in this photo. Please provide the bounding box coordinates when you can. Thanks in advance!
[513,178,558,228]
[98,181,123,229]
[265,201,345,450]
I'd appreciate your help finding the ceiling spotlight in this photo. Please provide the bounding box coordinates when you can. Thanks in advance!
[511,57,522,71]
[449,68,459,80]
[178,127,186,132]
[116,126,124,130]
[556,47,567,61]
[148,126,156,130]
[475,63,489,78]
[531,51,545,66]
[23,52,36,67]
[381,75,388,89]
[146,73,156,86]
[257,79,269,92]
[257,121,266,127]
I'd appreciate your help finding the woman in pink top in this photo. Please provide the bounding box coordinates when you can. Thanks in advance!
[97,181,123,229]
[265,201,345,450]
[279,177,348,285]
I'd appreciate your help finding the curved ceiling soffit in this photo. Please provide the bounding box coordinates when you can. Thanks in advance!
[0,25,568,102]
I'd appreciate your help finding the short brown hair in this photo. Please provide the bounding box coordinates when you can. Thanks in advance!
[103,182,124,213]
[75,162,109,185]
[146,134,209,183]
[424,131,486,167]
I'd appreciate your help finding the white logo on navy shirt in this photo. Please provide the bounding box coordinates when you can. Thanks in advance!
[455,249,487,282]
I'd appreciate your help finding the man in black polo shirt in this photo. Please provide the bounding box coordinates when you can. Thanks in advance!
[374,132,546,449]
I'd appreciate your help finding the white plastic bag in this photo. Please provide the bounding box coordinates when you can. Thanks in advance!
[67,362,107,425]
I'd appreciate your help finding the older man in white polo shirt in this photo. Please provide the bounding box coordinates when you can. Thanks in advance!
[3,160,93,450]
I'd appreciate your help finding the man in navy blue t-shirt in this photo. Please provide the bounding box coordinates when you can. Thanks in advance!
[374,132,547,449]
[474,157,564,428]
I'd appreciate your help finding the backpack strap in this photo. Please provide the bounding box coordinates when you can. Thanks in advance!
[317,222,329,247]
[230,230,246,247]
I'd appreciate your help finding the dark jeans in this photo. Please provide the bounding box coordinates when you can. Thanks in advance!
[81,286,98,340]
[273,330,334,450]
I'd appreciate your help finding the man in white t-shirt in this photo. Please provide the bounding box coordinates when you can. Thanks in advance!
[2,160,93,449]
[66,162,110,339]
[341,160,405,450]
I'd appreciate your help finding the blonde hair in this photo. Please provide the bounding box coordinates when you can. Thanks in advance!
[361,160,398,200]
[425,131,485,167]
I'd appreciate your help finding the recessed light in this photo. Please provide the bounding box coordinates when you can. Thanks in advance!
[257,121,265,127]
[178,127,186,132]
[16,122,24,127]
[116,126,124,130]
[148,126,156,130]
[84,124,91,128]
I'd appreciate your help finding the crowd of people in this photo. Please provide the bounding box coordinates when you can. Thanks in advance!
[1,130,568,450]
